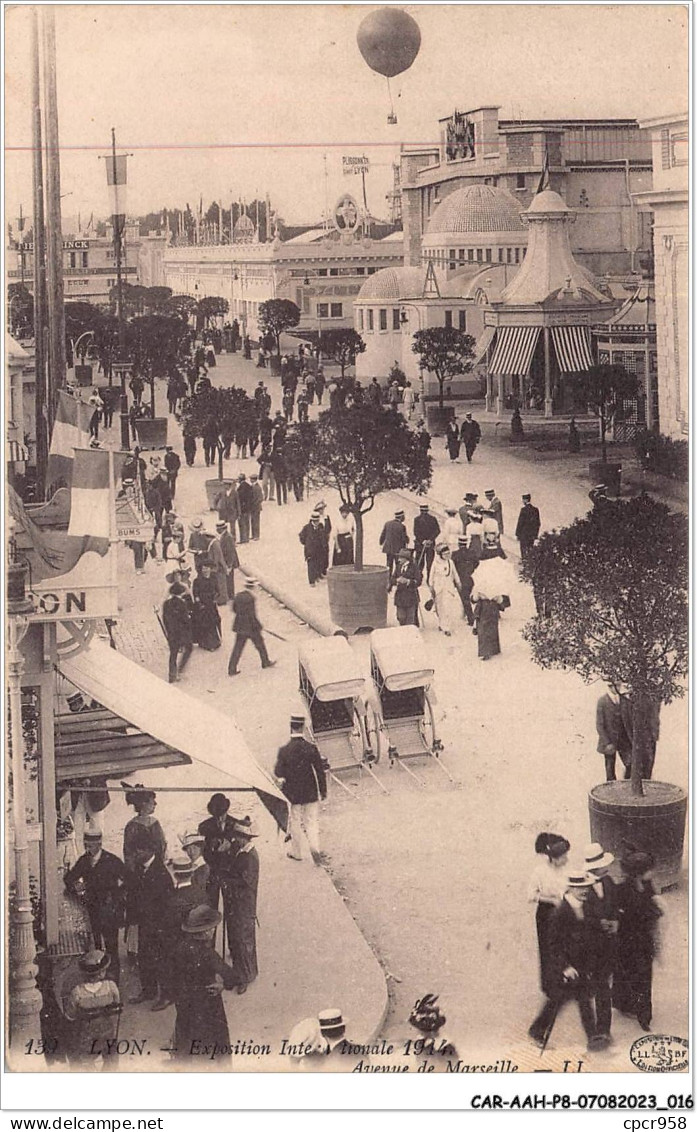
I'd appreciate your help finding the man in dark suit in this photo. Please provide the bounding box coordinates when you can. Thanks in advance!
[515,493,541,562]
[236,473,253,543]
[228,577,274,674]
[484,488,504,534]
[413,504,441,584]
[299,512,327,586]
[64,831,127,984]
[459,413,481,463]
[379,509,409,588]
[596,688,633,781]
[452,534,478,625]
[198,793,238,910]
[275,715,327,863]
[583,843,620,1045]
[161,581,194,683]
[528,870,609,1051]
[128,826,175,1010]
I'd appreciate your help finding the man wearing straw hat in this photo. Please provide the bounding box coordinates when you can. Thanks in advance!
[275,714,327,864]
[171,905,237,1061]
[228,577,275,675]
[528,869,611,1052]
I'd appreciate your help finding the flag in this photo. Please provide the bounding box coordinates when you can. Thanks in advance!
[68,448,113,542]
[8,485,109,582]
[47,390,89,488]
[106,152,128,232]
[536,146,550,195]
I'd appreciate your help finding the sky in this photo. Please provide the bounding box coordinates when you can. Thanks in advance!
[4,3,689,229]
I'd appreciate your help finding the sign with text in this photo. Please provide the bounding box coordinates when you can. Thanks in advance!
[342,155,370,176]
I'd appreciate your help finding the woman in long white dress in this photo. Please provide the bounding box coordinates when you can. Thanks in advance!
[442,507,463,551]
[429,544,461,636]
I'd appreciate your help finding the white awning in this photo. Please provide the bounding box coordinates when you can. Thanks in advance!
[370,627,434,692]
[297,637,366,702]
[489,326,541,376]
[59,638,287,813]
[551,325,594,373]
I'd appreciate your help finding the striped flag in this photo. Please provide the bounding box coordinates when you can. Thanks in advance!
[106,152,128,232]
[47,390,89,488]
[8,483,109,582]
[68,448,113,543]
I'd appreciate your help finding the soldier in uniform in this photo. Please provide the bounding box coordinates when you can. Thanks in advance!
[64,831,127,985]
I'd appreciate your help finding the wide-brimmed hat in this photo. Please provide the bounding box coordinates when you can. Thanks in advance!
[244,576,257,588]
[84,829,103,844]
[566,870,595,888]
[397,548,411,560]
[457,535,468,544]
[318,1009,345,1035]
[171,854,194,876]
[419,503,429,511]
[181,904,222,934]
[79,949,111,975]
[180,830,205,849]
[584,843,614,871]
[485,489,495,497]
[232,817,257,839]
[445,506,457,515]
[189,519,203,531]
[315,500,327,511]
[394,509,405,519]
[215,521,227,531]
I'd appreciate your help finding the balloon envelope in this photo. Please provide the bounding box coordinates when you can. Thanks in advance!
[357,7,421,79]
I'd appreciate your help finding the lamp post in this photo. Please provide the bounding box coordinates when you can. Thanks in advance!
[7,531,42,1056]
[400,303,424,398]
[112,360,132,451]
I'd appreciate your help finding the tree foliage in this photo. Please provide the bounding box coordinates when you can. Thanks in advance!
[165,294,199,323]
[258,298,300,353]
[64,302,103,363]
[129,314,192,412]
[8,283,34,338]
[318,328,366,377]
[521,494,688,793]
[411,326,476,408]
[179,384,255,479]
[307,404,432,568]
[197,295,229,327]
[577,363,638,462]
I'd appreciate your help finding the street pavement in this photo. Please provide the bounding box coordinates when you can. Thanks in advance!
[99,348,687,1073]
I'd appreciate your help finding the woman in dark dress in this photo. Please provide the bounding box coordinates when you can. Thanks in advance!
[172,905,237,1062]
[444,419,461,462]
[614,851,662,1031]
[221,819,259,995]
[471,594,502,660]
[191,562,222,650]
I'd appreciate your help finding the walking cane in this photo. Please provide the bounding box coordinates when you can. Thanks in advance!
[539,996,561,1056]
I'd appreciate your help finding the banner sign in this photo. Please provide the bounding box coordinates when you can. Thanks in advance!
[342,155,370,176]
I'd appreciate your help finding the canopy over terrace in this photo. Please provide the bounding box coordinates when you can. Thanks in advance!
[481,190,617,416]
[58,638,287,827]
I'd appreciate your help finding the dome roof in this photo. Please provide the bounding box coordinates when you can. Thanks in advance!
[356,266,425,302]
[427,185,525,235]
[525,189,571,216]
[234,214,254,232]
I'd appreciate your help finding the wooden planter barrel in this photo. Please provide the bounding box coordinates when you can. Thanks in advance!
[134,417,168,451]
[326,565,389,634]
[425,404,455,436]
[588,780,687,891]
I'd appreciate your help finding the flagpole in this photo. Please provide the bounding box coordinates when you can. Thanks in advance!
[31,9,49,497]
[41,5,67,429]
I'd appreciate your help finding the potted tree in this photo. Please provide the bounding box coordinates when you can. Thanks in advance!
[522,494,688,889]
[129,313,193,446]
[579,363,638,497]
[307,403,432,632]
[411,326,475,435]
[180,385,255,509]
[258,298,301,375]
[318,328,366,381]
[196,295,230,334]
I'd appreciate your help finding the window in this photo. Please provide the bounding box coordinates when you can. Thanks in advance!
[514,248,521,264]
[485,248,492,262]
[379,309,388,330]
[317,268,328,277]
[329,268,339,277]
[367,309,374,331]
[468,249,474,262]
[507,248,512,263]
[330,302,343,318]
[458,310,466,331]
[516,173,526,189]
[476,248,483,263]
[459,249,465,262]
[392,308,401,331]
[356,267,365,275]
[367,267,377,275]
[357,309,364,330]
[82,251,89,268]
[444,310,453,329]
[69,252,76,269]
[317,303,329,319]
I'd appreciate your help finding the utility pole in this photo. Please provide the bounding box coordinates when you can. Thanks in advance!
[41,5,67,430]
[31,9,49,498]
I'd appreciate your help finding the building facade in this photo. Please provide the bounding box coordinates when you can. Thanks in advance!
[7,226,141,305]
[635,113,689,438]
[163,231,403,341]
[400,106,653,276]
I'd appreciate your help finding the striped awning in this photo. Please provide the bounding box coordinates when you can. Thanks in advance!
[489,326,541,377]
[551,325,594,373]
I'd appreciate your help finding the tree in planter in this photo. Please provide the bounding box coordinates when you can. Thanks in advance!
[411,326,476,410]
[578,363,638,463]
[521,494,688,797]
[64,301,103,367]
[318,328,366,379]
[129,314,192,415]
[258,298,300,354]
[142,285,173,314]
[307,403,432,569]
[197,295,229,329]
[180,385,254,480]
[165,294,199,325]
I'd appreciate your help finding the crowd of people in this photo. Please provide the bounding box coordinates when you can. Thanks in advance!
[527,836,663,1051]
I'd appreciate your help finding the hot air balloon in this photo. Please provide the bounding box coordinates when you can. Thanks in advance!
[357,7,421,124]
